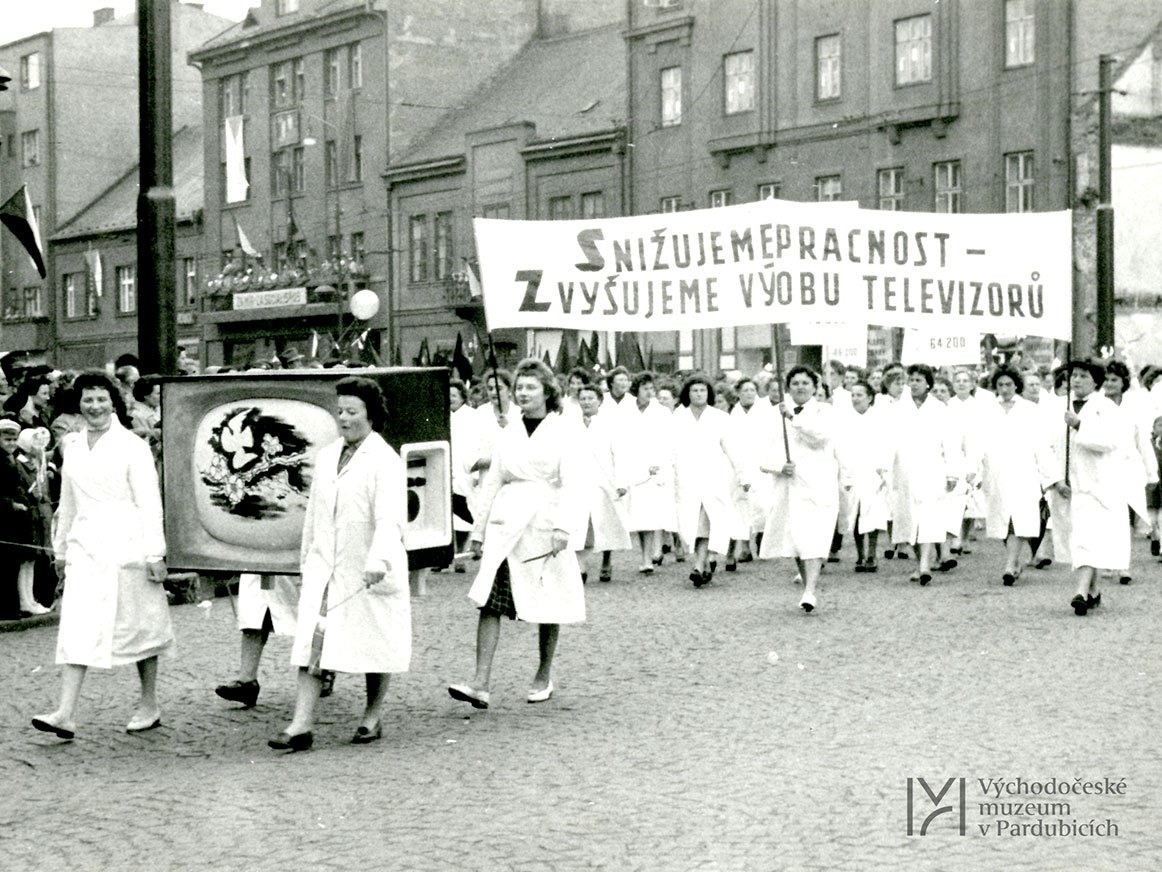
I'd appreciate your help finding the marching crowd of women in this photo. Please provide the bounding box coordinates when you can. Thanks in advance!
[27,354,1159,749]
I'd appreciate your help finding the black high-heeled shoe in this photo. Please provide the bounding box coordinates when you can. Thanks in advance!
[351,722,382,745]
[1002,571,1016,586]
[268,731,314,751]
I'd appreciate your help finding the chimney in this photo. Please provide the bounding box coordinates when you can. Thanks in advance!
[93,7,116,26]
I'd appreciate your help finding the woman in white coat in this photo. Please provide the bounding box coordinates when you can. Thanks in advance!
[448,359,585,710]
[32,372,171,741]
[840,380,892,572]
[615,371,674,574]
[729,377,775,565]
[1057,361,1144,615]
[890,364,962,585]
[758,367,840,612]
[672,375,749,587]
[978,367,1051,585]
[573,383,631,581]
[271,377,410,750]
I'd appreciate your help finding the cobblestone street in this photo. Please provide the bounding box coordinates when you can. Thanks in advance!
[4,539,1161,871]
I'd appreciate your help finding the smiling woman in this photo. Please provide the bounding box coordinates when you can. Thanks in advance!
[31,371,173,741]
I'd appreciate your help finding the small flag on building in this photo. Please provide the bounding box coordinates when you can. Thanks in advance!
[0,186,46,278]
[84,248,103,298]
[234,217,260,258]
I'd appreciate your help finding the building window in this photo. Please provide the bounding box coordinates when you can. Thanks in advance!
[895,15,932,85]
[815,175,842,201]
[434,212,453,280]
[64,274,78,319]
[182,258,198,307]
[723,50,755,115]
[349,43,363,89]
[21,130,39,167]
[116,266,136,313]
[481,203,510,219]
[660,196,682,213]
[221,72,250,118]
[350,232,366,263]
[325,48,342,97]
[409,215,428,283]
[272,149,291,196]
[934,160,962,213]
[877,168,904,210]
[327,235,341,259]
[1005,151,1034,212]
[548,195,574,220]
[709,189,733,208]
[324,140,338,188]
[816,34,841,100]
[20,53,40,90]
[292,146,305,192]
[19,287,44,319]
[349,135,363,183]
[758,183,782,200]
[661,66,682,127]
[1005,0,1035,67]
[276,0,299,15]
[580,192,605,219]
[271,61,291,108]
[273,110,300,147]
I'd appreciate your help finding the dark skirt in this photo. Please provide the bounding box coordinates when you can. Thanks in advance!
[1147,483,1162,512]
[480,559,518,620]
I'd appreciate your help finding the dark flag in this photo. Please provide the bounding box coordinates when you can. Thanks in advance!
[451,333,473,381]
[416,337,431,366]
[617,332,647,372]
[0,186,46,278]
[542,348,553,368]
[577,336,591,369]
[554,339,571,374]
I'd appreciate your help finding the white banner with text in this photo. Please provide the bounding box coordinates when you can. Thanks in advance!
[473,200,1072,339]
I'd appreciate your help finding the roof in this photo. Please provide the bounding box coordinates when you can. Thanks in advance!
[394,23,626,167]
[52,125,204,240]
[191,0,376,57]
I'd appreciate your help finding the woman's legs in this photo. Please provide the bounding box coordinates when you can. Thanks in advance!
[1072,565,1098,614]
[35,663,87,731]
[17,561,49,614]
[362,673,389,730]
[694,538,710,573]
[532,624,558,692]
[285,668,323,735]
[472,612,502,690]
[134,656,160,722]
[1002,534,1024,576]
[797,557,823,609]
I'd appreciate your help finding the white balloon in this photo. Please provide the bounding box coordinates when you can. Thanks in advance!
[349,289,380,320]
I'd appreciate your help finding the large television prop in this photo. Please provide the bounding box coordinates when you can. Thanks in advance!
[160,368,452,574]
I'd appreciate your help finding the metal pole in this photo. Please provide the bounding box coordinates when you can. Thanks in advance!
[771,323,790,460]
[1095,54,1115,355]
[137,0,177,375]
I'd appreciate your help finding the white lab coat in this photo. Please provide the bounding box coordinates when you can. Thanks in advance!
[759,399,841,560]
[468,411,586,624]
[571,411,631,552]
[614,398,676,532]
[290,433,411,674]
[236,573,299,634]
[730,401,776,535]
[837,405,892,534]
[890,395,962,545]
[979,396,1052,539]
[53,420,172,669]
[672,405,748,554]
[450,404,482,533]
[1069,392,1145,569]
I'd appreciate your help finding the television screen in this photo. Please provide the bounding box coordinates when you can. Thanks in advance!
[160,368,452,573]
